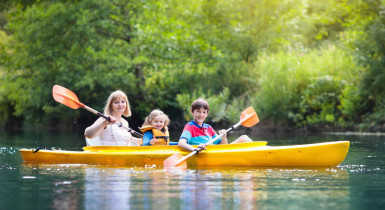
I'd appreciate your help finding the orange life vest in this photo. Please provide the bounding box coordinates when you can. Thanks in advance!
[139,126,170,145]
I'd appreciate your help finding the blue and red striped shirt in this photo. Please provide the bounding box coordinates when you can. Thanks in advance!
[179,121,221,145]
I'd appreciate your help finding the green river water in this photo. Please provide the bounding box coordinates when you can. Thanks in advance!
[1,129,384,210]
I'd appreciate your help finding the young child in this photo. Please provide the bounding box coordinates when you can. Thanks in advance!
[140,109,171,146]
[178,98,252,152]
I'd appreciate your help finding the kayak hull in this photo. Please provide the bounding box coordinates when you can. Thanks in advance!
[19,141,349,167]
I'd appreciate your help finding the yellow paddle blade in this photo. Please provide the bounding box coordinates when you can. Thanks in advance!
[163,153,187,170]
[52,85,84,109]
[240,106,259,127]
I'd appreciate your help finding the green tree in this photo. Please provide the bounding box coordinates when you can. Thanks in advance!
[336,0,385,128]
[2,0,141,126]
[1,0,384,131]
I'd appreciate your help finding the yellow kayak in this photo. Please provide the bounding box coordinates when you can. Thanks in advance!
[19,141,349,167]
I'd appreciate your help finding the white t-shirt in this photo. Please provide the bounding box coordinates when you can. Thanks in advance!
[99,124,138,146]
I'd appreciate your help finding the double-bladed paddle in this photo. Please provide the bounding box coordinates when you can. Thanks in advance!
[52,85,142,137]
[163,106,259,169]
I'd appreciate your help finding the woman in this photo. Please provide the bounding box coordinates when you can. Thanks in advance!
[84,90,141,146]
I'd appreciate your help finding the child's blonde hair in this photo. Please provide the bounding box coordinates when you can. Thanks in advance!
[104,90,131,117]
[142,109,170,128]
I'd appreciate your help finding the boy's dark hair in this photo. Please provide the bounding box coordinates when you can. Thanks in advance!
[191,98,210,112]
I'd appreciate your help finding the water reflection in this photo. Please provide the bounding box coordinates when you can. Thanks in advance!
[84,167,133,209]
[19,164,83,209]
[84,166,179,209]
[20,164,350,209]
[6,131,385,209]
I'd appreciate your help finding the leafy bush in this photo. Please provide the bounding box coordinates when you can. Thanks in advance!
[251,45,362,127]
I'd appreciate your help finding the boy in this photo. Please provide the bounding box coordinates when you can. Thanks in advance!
[178,98,252,152]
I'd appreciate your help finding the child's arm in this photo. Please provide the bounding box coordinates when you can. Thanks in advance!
[178,139,207,152]
[218,129,228,144]
[178,139,201,151]
[142,131,153,146]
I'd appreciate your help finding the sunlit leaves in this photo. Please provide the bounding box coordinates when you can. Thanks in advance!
[252,45,362,127]
[0,0,384,130]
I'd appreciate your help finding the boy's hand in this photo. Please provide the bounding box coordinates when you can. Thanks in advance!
[197,143,207,151]
[218,129,227,137]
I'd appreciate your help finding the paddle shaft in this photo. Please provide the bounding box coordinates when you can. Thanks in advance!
[174,120,244,166]
[56,91,142,137]
[83,105,142,137]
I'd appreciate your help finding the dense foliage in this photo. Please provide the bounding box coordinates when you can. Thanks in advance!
[0,0,384,131]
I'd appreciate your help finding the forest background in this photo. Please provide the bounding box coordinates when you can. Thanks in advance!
[0,0,384,133]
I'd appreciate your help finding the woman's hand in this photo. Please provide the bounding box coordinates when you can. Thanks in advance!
[105,115,116,125]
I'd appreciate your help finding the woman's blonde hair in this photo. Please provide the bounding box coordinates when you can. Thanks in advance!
[142,109,170,128]
[103,90,131,117]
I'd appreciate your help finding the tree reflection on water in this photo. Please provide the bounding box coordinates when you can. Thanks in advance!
[20,164,349,209]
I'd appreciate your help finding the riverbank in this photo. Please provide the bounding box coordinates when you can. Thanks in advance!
[2,118,385,135]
